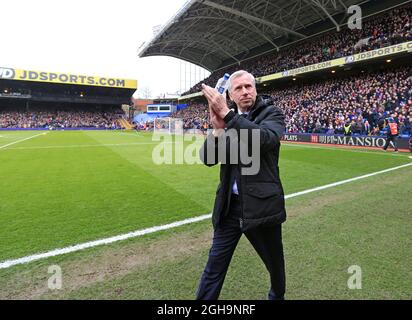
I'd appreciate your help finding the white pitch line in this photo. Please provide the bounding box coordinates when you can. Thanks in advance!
[284,162,412,199]
[0,214,211,270]
[117,131,143,137]
[0,162,411,270]
[0,132,48,150]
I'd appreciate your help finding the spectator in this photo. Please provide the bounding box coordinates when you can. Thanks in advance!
[0,107,123,129]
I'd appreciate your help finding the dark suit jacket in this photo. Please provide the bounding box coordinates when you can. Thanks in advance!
[200,95,286,231]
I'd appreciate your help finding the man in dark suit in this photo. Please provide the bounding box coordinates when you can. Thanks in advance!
[196,70,286,300]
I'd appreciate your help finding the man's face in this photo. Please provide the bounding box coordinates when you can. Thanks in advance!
[228,74,257,112]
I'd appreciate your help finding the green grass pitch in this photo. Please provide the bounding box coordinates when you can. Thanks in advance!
[0,130,410,299]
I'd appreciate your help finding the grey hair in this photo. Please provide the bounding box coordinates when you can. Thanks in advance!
[228,70,256,93]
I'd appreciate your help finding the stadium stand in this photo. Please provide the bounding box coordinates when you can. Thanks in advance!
[0,107,123,129]
[170,103,209,131]
[268,66,412,135]
[165,65,412,137]
[135,0,412,141]
[0,68,137,130]
[181,3,412,96]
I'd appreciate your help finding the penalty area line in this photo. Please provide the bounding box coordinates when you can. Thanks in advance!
[0,132,48,150]
[0,162,411,269]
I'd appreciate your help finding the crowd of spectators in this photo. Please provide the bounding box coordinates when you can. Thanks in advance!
[268,67,412,136]
[169,104,209,131]
[182,4,412,96]
[134,121,154,131]
[0,108,123,129]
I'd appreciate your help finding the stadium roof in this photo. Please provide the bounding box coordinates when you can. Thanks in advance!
[138,0,407,71]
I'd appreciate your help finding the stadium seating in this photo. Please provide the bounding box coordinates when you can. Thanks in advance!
[0,109,123,129]
[182,4,412,96]
[167,3,412,137]
[168,66,412,137]
[267,67,412,135]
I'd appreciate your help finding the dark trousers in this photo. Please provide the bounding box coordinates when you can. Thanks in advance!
[196,195,286,300]
[383,135,398,151]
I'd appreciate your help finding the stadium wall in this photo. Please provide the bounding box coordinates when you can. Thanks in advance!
[282,133,411,151]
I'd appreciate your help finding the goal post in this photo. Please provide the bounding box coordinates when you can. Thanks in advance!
[153,117,183,135]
